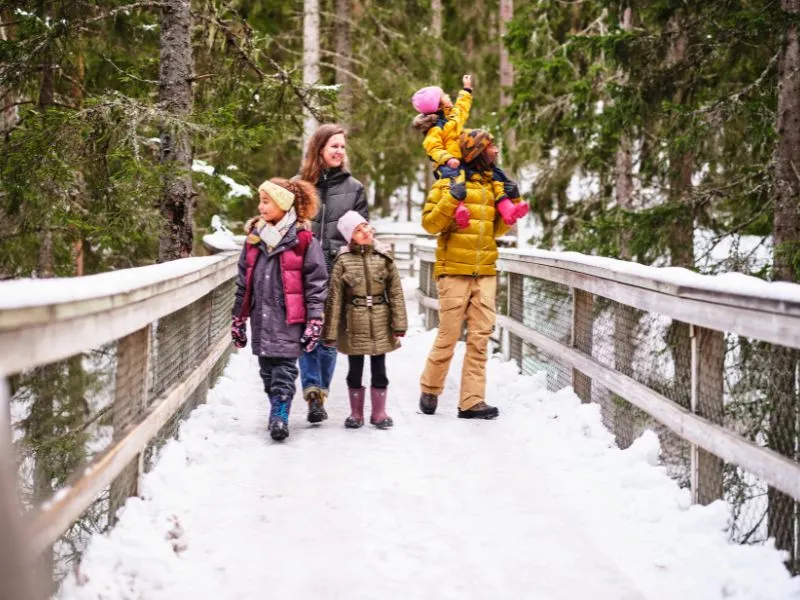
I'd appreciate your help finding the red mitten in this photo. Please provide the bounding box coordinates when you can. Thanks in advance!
[454,201,471,229]
[513,201,530,221]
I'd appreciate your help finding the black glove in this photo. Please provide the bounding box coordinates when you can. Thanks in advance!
[450,182,467,200]
[503,181,520,199]
[231,317,247,349]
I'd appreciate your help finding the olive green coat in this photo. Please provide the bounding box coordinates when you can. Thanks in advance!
[322,243,408,355]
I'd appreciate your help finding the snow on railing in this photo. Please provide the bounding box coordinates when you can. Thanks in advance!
[417,241,800,571]
[0,252,238,585]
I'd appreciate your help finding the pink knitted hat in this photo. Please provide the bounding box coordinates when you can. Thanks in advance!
[337,210,368,244]
[411,86,443,114]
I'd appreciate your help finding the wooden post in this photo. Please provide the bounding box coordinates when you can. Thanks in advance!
[508,272,524,367]
[690,324,725,505]
[0,376,10,451]
[571,289,593,403]
[109,325,151,524]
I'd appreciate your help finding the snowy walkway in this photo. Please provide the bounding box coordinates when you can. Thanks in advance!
[59,285,800,600]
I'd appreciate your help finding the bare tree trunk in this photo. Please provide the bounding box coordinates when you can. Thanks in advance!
[303,0,320,148]
[158,0,194,262]
[334,0,352,127]
[665,13,693,409]
[611,5,637,448]
[770,0,800,572]
[431,0,442,71]
[0,13,19,138]
[424,0,443,195]
[499,0,514,149]
[37,18,55,278]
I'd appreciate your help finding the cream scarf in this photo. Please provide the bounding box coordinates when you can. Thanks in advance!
[259,208,297,251]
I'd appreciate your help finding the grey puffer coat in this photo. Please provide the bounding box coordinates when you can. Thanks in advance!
[322,243,408,356]
[232,223,328,358]
[310,167,368,271]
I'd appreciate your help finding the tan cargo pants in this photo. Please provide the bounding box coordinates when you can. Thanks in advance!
[420,275,496,410]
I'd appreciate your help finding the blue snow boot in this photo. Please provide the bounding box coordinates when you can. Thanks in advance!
[268,396,292,441]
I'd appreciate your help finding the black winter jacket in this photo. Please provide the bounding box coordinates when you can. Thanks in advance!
[310,167,368,271]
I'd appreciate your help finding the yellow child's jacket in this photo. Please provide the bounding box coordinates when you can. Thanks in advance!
[421,89,472,167]
[421,168,512,279]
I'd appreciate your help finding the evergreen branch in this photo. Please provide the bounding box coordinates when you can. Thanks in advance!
[192,9,325,123]
[83,2,170,24]
[102,55,159,85]
[692,51,780,119]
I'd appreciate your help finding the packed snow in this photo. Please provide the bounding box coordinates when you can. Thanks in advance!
[57,281,800,600]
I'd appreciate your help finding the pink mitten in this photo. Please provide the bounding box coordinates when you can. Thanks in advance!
[454,201,471,229]
[513,201,529,221]
[496,197,519,226]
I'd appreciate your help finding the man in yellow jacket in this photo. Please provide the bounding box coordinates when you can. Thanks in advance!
[419,129,513,419]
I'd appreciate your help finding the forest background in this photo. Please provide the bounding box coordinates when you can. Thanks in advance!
[0,0,798,285]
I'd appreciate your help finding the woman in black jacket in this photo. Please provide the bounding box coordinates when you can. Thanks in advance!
[298,124,368,423]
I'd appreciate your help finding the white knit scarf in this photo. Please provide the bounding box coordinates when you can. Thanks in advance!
[259,208,297,251]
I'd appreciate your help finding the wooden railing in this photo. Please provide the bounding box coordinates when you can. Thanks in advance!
[417,242,800,570]
[0,253,238,584]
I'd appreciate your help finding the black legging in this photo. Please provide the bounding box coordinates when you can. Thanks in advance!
[346,354,388,389]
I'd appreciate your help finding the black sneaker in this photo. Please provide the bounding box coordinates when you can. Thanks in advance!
[419,392,438,415]
[307,391,328,423]
[457,401,499,420]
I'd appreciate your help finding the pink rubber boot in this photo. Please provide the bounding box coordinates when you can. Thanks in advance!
[345,388,365,429]
[369,387,393,429]
[496,197,519,226]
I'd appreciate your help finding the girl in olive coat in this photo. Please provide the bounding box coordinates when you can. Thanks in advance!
[322,211,408,429]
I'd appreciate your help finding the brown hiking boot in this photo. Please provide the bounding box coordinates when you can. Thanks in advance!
[457,401,499,420]
[419,392,438,415]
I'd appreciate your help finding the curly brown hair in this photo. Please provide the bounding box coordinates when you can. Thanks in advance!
[269,177,319,224]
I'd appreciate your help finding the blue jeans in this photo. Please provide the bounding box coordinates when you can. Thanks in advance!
[299,344,337,397]
[258,356,299,400]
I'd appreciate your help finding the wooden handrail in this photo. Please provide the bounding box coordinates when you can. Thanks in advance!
[0,253,238,376]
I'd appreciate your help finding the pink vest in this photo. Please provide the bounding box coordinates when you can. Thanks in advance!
[238,229,311,325]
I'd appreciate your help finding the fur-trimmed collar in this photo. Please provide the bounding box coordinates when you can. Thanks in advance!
[244,215,310,245]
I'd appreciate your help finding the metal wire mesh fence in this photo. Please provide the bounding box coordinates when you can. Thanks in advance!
[419,247,800,574]
[6,273,236,588]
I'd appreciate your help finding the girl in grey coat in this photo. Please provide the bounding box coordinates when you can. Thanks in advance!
[231,178,328,441]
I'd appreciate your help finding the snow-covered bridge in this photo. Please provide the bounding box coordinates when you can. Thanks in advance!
[1,236,800,599]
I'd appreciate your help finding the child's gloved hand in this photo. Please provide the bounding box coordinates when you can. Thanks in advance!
[300,319,323,353]
[513,201,530,221]
[394,331,406,338]
[446,158,461,169]
[454,202,471,229]
[463,74,473,91]
[503,181,520,198]
[450,182,467,200]
[231,317,247,349]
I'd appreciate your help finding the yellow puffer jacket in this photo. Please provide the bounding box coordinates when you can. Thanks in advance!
[421,90,472,166]
[421,169,512,278]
